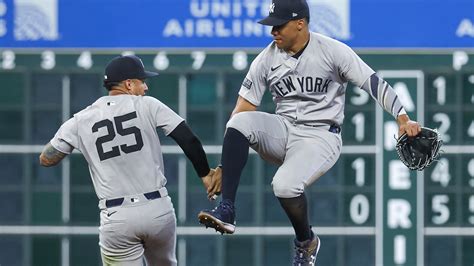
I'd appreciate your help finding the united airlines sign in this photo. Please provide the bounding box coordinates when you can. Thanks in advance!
[0,0,472,48]
[162,0,271,38]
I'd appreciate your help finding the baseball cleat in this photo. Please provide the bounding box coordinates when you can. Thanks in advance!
[198,200,236,234]
[293,232,321,266]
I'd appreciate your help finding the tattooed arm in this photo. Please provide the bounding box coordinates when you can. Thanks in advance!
[39,142,69,167]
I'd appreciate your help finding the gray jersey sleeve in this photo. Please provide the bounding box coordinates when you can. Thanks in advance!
[238,49,270,106]
[143,96,184,135]
[50,117,78,154]
[332,42,405,118]
[333,42,375,87]
[360,74,406,118]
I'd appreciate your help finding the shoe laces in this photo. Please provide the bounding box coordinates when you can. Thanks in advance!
[294,245,315,265]
[212,201,234,214]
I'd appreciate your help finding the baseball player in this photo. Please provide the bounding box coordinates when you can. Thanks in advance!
[198,0,421,265]
[39,55,221,266]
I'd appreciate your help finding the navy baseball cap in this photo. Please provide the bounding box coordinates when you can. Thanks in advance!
[104,55,158,83]
[258,0,310,26]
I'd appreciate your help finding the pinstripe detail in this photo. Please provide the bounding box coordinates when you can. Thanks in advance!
[381,82,389,109]
[390,95,398,114]
[397,106,403,116]
[370,74,379,99]
[361,75,406,118]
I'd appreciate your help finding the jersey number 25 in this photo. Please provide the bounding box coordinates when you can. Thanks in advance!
[92,111,144,161]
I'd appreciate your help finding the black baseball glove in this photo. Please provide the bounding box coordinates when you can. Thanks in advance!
[395,127,443,171]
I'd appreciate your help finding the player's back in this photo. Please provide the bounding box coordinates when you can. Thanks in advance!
[73,95,167,200]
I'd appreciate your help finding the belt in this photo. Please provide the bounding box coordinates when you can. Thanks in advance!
[303,123,341,134]
[105,190,163,208]
[328,124,341,134]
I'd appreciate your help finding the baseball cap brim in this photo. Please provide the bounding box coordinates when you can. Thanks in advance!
[142,70,159,79]
[258,16,290,26]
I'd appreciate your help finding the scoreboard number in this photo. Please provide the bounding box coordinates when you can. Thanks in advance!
[154,52,170,70]
[232,51,248,70]
[349,157,370,225]
[468,159,474,187]
[467,121,474,138]
[77,51,93,70]
[351,112,365,142]
[431,194,450,225]
[351,157,366,186]
[430,158,451,187]
[433,76,447,105]
[432,113,451,142]
[41,50,56,70]
[1,50,15,69]
[191,51,206,70]
[350,194,370,224]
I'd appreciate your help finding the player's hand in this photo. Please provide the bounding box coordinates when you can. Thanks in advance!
[201,166,222,200]
[208,165,222,199]
[397,114,421,137]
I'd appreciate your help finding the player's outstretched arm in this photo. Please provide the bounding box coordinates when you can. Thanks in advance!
[169,122,223,199]
[360,73,421,137]
[169,121,210,177]
[39,142,68,167]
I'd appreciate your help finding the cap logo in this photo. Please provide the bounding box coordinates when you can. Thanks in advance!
[269,2,275,13]
[104,75,108,79]
[292,12,298,17]
[137,58,145,68]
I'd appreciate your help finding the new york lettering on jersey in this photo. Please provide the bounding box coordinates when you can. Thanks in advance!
[273,75,333,97]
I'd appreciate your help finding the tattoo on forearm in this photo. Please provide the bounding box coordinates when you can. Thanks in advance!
[40,143,67,166]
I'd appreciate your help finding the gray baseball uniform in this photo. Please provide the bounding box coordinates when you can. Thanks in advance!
[198,1,412,263]
[230,32,403,197]
[50,94,183,266]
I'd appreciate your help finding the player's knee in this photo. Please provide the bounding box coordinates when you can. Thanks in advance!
[272,180,303,198]
[226,112,252,132]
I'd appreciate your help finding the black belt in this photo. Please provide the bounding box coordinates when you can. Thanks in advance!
[105,190,162,208]
[303,123,341,134]
[328,124,341,134]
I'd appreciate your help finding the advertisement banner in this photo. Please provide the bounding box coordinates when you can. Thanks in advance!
[0,0,472,48]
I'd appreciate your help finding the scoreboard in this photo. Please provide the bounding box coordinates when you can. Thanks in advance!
[0,49,473,266]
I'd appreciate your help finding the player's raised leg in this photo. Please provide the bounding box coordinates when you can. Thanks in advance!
[198,112,288,234]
